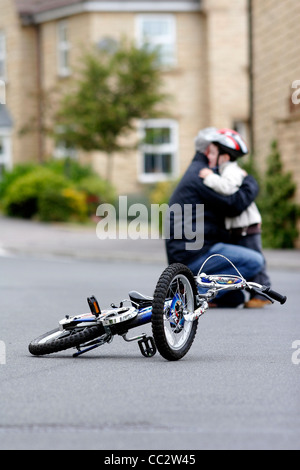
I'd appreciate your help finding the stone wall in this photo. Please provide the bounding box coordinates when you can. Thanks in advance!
[252,0,300,246]
[0,0,40,164]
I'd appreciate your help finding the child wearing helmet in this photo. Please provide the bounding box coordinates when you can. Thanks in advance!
[197,128,271,308]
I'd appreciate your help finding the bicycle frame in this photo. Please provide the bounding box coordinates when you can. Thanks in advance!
[62,278,245,357]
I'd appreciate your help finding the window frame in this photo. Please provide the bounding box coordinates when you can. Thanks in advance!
[138,119,179,184]
[53,126,77,160]
[57,20,71,77]
[135,14,177,68]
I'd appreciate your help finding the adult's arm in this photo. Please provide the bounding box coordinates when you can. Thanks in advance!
[198,175,259,217]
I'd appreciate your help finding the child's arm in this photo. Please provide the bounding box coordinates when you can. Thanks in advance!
[199,165,245,196]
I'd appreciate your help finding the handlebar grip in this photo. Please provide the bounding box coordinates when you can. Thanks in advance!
[263,288,287,305]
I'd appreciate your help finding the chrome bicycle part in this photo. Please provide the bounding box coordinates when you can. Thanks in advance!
[99,306,138,326]
[163,274,195,351]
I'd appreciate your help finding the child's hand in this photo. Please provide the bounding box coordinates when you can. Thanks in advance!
[199,168,213,179]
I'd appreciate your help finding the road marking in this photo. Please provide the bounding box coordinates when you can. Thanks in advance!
[0,242,13,258]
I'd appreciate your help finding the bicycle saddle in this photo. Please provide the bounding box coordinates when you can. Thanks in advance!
[128,291,153,308]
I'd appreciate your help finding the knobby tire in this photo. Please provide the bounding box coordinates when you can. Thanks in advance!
[28,325,104,356]
[151,263,198,361]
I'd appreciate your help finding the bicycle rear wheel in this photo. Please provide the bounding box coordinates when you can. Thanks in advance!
[152,264,198,361]
[29,325,104,356]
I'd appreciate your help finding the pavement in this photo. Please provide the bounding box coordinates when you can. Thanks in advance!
[1,255,299,450]
[0,214,300,270]
[1,215,299,450]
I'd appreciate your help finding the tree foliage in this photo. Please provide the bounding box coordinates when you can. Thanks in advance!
[55,41,171,181]
[256,141,300,248]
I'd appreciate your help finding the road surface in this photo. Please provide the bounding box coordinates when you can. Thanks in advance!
[0,253,299,450]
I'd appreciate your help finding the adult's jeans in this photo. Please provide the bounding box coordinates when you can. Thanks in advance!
[187,243,264,307]
[233,234,271,288]
[187,242,264,279]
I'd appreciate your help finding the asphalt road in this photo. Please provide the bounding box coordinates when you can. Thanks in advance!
[0,253,299,450]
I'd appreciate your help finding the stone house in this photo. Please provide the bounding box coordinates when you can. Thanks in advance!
[0,0,249,193]
[250,0,300,245]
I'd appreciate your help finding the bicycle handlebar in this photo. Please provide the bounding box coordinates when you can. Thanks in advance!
[197,276,287,306]
[260,287,287,305]
[248,285,287,305]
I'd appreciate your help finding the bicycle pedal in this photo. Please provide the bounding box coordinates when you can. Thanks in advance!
[138,336,157,358]
[87,295,101,318]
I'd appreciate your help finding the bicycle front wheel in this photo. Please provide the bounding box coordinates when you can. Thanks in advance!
[152,264,198,361]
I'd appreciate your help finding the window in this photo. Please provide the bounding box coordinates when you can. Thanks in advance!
[136,15,176,68]
[233,120,249,143]
[54,126,77,159]
[57,21,71,77]
[0,32,6,80]
[54,140,77,160]
[139,119,179,183]
[0,132,12,180]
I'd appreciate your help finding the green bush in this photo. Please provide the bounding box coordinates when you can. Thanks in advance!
[38,189,73,222]
[0,163,36,199]
[2,168,69,219]
[0,158,117,223]
[147,180,178,234]
[148,180,178,206]
[38,187,88,222]
[257,141,300,248]
[241,142,300,248]
[61,187,88,222]
[77,176,116,216]
[45,157,95,183]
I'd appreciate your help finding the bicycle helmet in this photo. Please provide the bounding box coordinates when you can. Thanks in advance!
[212,128,249,161]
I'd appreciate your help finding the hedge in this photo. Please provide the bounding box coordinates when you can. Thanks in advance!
[0,158,116,223]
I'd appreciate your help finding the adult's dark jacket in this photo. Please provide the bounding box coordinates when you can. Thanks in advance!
[165,152,259,265]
